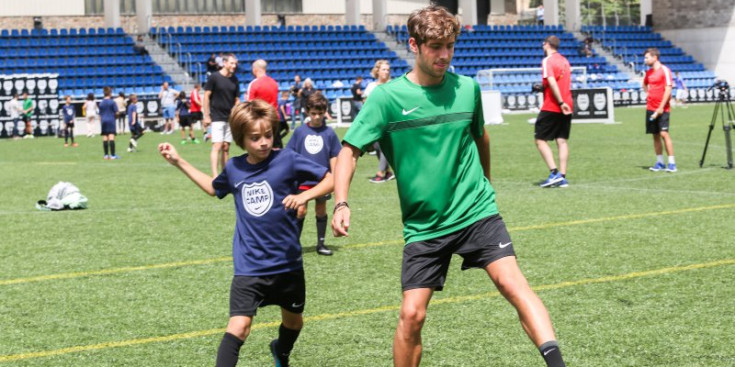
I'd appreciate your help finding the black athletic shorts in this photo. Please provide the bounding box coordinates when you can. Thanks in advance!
[229,269,306,317]
[179,115,192,127]
[64,120,75,128]
[401,215,516,291]
[535,110,572,141]
[190,111,203,121]
[297,188,331,203]
[645,110,670,134]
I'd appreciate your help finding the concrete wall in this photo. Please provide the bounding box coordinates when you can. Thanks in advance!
[0,0,84,16]
[653,0,735,83]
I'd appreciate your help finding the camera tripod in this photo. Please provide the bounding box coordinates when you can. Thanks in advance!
[699,91,734,169]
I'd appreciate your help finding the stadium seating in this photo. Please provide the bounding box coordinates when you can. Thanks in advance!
[0,27,173,98]
[387,24,634,95]
[581,25,716,89]
[151,25,410,100]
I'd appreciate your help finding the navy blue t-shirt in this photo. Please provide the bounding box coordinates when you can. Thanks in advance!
[61,104,75,123]
[127,104,138,126]
[213,149,328,276]
[99,98,118,124]
[286,123,341,186]
[176,99,190,117]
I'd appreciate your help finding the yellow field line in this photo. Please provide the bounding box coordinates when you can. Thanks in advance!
[1,258,732,362]
[2,203,733,287]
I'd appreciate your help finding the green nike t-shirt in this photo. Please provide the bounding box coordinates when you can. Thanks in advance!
[22,98,33,118]
[343,72,498,244]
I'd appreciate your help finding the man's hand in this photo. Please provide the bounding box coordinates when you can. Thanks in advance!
[331,207,350,237]
[561,102,572,115]
[202,115,212,127]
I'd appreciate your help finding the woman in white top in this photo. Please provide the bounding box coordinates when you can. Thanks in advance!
[83,93,99,137]
[363,60,395,183]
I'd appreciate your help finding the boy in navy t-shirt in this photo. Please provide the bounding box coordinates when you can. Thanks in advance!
[158,99,333,367]
[61,95,77,147]
[286,92,342,256]
[99,87,119,159]
[127,94,144,152]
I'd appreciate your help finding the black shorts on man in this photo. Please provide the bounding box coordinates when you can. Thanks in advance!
[229,269,306,317]
[535,110,572,141]
[401,215,516,291]
[645,110,670,134]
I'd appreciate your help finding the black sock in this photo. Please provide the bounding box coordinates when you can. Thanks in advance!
[277,324,301,357]
[110,140,116,156]
[539,340,566,367]
[297,217,304,234]
[316,215,327,247]
[70,129,74,144]
[216,332,244,367]
[550,168,559,175]
[561,174,566,178]
[103,141,109,155]
[64,130,69,143]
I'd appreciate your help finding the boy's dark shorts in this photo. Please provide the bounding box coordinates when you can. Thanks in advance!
[229,269,306,317]
[535,110,572,140]
[401,215,516,291]
[179,115,192,127]
[190,111,203,121]
[645,110,670,134]
[64,120,75,128]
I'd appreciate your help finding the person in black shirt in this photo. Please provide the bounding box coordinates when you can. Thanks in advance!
[351,76,363,115]
[203,53,240,177]
[289,74,302,128]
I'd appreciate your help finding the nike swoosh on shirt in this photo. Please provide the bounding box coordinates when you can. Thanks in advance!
[499,242,512,249]
[402,106,420,115]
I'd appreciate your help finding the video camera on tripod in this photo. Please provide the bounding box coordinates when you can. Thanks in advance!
[700,79,734,169]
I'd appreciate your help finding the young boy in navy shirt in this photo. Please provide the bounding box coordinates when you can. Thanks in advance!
[158,99,333,367]
[61,95,77,147]
[127,94,144,152]
[286,92,342,256]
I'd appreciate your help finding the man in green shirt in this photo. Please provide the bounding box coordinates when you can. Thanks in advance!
[21,92,35,139]
[331,5,566,367]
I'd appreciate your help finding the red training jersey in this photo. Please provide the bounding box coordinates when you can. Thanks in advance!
[189,89,202,112]
[643,64,672,112]
[247,75,279,110]
[541,52,573,113]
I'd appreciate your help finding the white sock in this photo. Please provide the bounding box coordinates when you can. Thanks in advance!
[668,156,675,164]
[657,155,664,164]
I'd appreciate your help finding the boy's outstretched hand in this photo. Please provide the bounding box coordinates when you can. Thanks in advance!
[158,143,180,165]
[282,194,307,211]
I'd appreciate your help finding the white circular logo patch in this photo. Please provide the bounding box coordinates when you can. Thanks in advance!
[147,100,159,113]
[48,79,58,91]
[304,135,324,155]
[576,94,590,111]
[38,79,47,90]
[241,181,274,217]
[3,80,12,92]
[593,93,606,110]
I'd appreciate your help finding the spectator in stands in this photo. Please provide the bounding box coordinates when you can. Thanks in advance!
[246,59,282,147]
[176,91,198,144]
[99,86,120,159]
[8,93,22,140]
[115,92,127,134]
[298,78,316,121]
[643,47,676,172]
[127,94,144,152]
[159,82,179,135]
[189,83,205,139]
[351,76,364,115]
[289,74,303,128]
[579,43,592,58]
[83,93,98,138]
[674,71,688,107]
[537,4,545,25]
[286,91,342,256]
[203,52,240,177]
[363,60,394,183]
[133,35,148,56]
[61,95,77,147]
[21,92,34,139]
[206,53,220,74]
[535,35,573,188]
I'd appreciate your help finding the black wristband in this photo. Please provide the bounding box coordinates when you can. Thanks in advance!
[333,201,349,214]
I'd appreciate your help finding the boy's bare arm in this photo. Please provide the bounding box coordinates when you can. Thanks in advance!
[158,143,215,196]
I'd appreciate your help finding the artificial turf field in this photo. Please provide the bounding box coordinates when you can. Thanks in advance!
[1,103,734,366]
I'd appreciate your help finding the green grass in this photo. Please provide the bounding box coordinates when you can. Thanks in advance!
[1,104,734,366]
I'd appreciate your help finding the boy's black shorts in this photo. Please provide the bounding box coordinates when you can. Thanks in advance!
[179,115,192,127]
[535,110,572,140]
[401,215,516,291]
[229,269,306,317]
[190,111,203,121]
[645,110,670,134]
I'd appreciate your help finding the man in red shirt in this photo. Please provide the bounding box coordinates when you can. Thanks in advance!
[189,83,203,138]
[535,35,573,188]
[642,48,676,172]
[246,59,284,147]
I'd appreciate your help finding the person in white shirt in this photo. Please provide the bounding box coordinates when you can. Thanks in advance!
[83,93,99,137]
[8,93,22,139]
[159,82,179,135]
